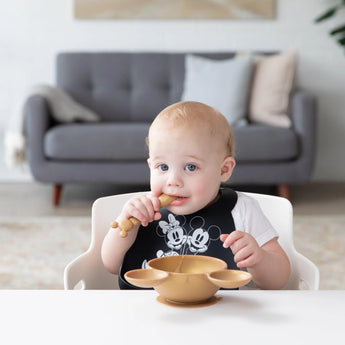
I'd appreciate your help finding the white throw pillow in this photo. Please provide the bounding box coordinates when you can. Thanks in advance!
[31,85,100,122]
[181,54,253,126]
[249,50,297,127]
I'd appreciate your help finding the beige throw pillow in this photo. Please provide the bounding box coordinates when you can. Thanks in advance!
[249,50,297,127]
[31,85,100,123]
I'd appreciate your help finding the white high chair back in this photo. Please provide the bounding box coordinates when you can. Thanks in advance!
[64,191,319,290]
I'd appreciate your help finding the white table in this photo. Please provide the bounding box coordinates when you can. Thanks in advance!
[0,290,344,344]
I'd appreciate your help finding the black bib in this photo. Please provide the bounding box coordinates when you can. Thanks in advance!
[119,188,238,289]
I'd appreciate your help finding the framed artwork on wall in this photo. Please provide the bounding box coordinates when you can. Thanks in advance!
[74,0,276,20]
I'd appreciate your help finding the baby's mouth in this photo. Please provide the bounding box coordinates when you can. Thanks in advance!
[173,195,188,200]
[170,195,189,206]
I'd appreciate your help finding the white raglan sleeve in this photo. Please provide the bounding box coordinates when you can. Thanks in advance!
[231,192,279,247]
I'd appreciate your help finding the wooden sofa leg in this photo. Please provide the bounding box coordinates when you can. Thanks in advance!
[277,184,291,201]
[53,184,63,206]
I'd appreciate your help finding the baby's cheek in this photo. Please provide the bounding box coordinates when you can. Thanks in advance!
[150,178,163,195]
[193,183,215,201]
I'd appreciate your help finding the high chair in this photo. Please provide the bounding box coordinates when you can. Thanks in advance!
[64,191,319,290]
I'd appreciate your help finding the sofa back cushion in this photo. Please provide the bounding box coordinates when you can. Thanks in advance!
[56,52,237,122]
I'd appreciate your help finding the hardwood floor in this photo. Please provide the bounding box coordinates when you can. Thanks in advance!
[0,182,344,218]
[289,182,345,216]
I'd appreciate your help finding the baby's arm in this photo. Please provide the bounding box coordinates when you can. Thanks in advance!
[220,231,291,289]
[101,194,161,274]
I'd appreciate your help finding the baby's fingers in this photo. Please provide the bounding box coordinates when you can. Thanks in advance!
[233,247,252,267]
[146,194,161,212]
[220,231,244,248]
[122,196,154,226]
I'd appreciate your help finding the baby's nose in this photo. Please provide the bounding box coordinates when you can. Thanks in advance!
[167,170,183,187]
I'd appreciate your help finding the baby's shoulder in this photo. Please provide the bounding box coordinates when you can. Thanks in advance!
[234,191,261,212]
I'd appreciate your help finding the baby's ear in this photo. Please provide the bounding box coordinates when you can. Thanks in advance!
[147,158,151,168]
[220,157,236,182]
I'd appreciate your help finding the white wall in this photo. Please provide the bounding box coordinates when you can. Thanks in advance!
[1,0,345,181]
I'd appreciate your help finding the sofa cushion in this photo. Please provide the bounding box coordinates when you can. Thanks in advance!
[181,54,253,126]
[233,125,298,162]
[249,50,297,128]
[45,123,150,161]
[57,53,181,123]
[44,123,298,163]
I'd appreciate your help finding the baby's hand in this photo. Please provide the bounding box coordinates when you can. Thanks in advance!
[119,194,162,227]
[220,231,264,268]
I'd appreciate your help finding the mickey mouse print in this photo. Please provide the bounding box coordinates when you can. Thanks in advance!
[155,213,221,258]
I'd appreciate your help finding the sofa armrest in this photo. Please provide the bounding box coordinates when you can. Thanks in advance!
[291,91,317,134]
[290,91,318,180]
[24,95,54,177]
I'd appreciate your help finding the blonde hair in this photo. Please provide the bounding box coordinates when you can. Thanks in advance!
[147,101,235,157]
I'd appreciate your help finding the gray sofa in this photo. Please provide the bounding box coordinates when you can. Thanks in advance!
[24,52,317,205]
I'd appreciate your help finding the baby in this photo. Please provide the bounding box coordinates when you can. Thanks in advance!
[102,101,291,289]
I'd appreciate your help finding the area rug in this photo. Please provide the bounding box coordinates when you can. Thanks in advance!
[0,216,344,289]
[293,215,345,290]
[0,217,91,289]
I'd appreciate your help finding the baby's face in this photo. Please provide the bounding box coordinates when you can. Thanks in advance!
[148,125,235,215]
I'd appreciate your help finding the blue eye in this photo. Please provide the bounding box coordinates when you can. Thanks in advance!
[158,164,169,171]
[185,164,197,172]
